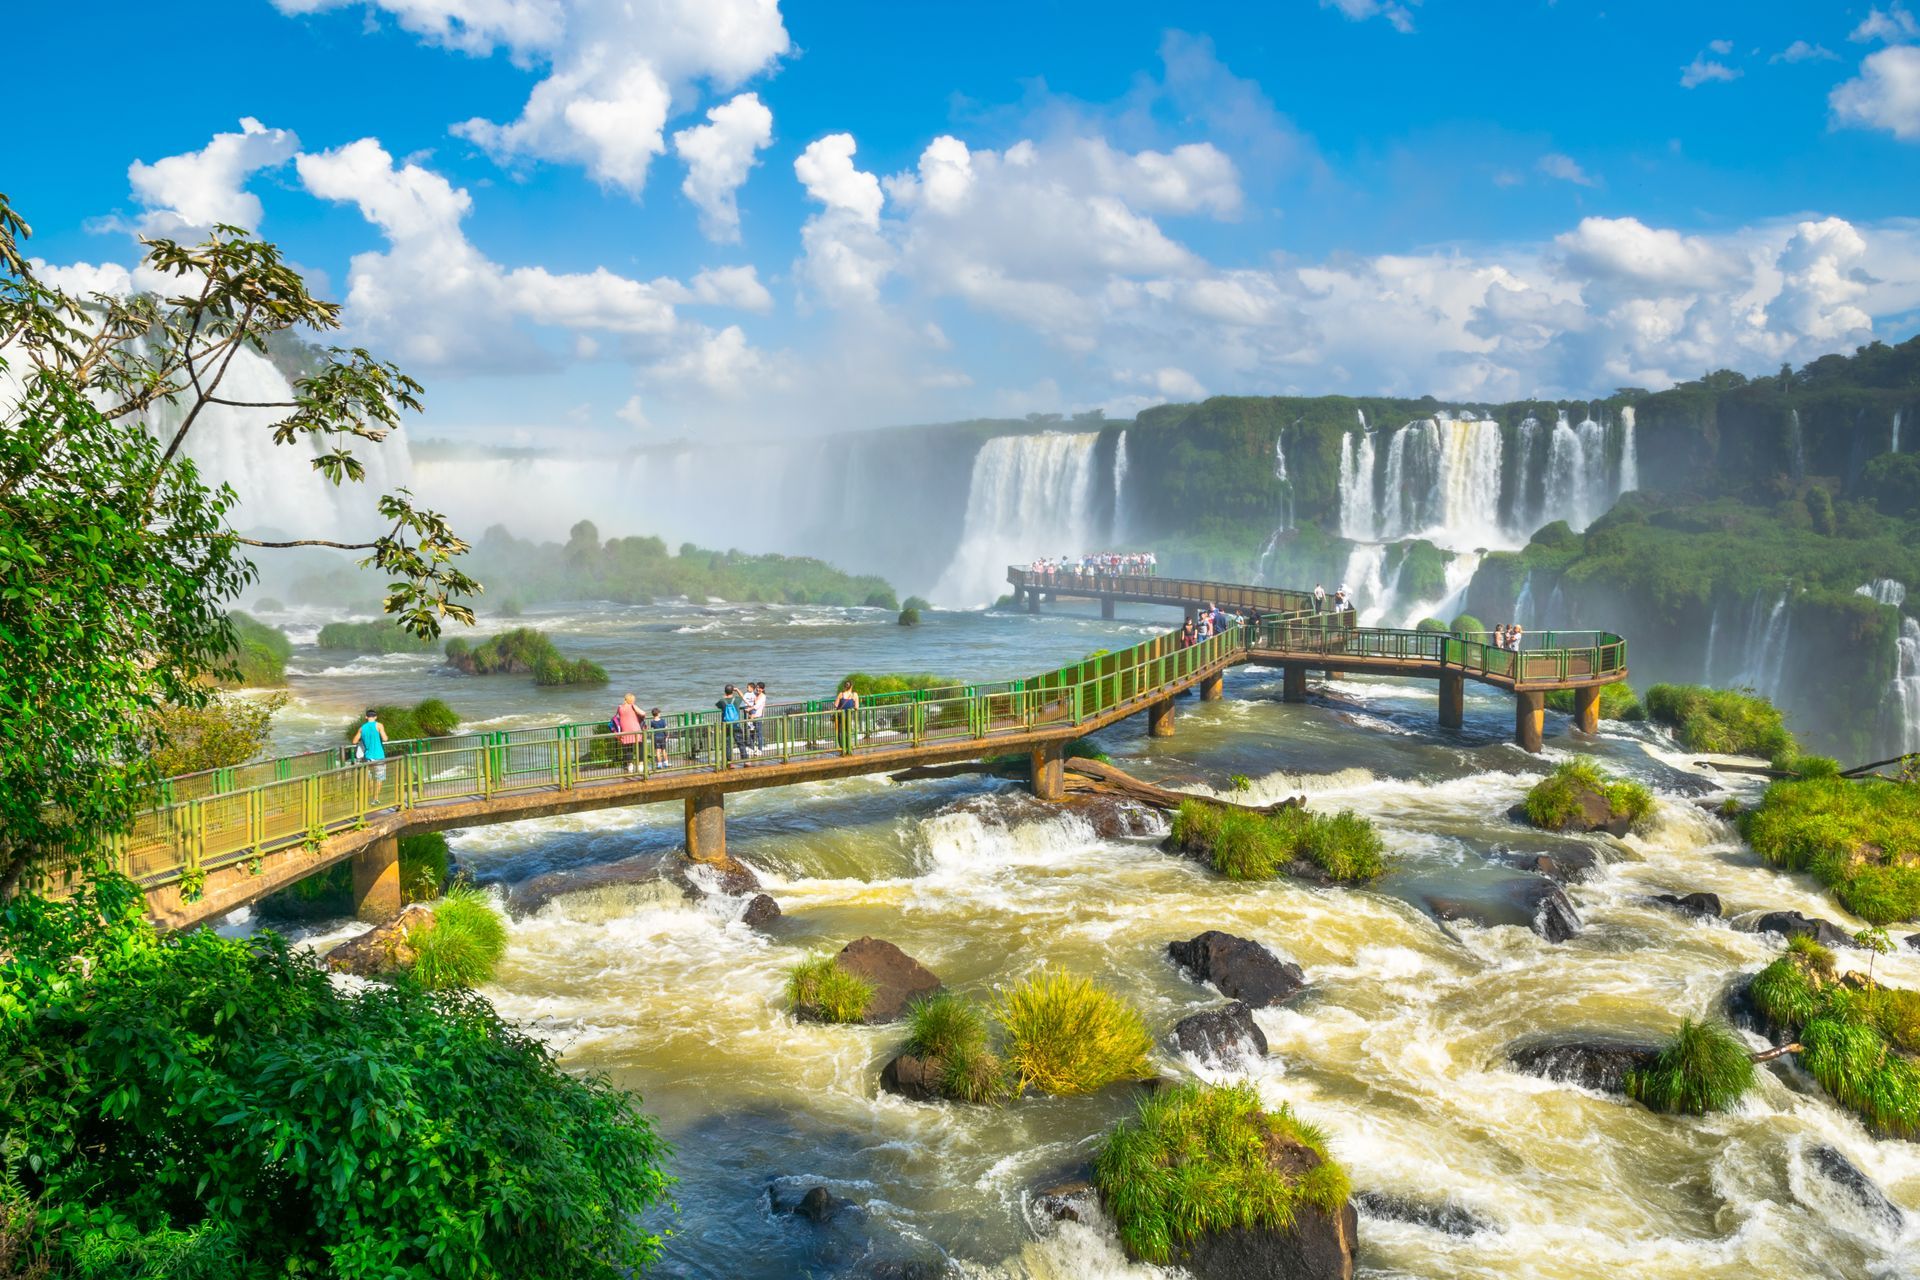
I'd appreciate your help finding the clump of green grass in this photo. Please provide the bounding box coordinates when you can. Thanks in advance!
[408,884,509,990]
[1545,682,1645,722]
[1522,759,1654,831]
[1625,1019,1757,1115]
[995,970,1153,1096]
[1094,1082,1350,1265]
[1168,800,1383,884]
[904,991,1006,1103]
[1750,955,1822,1031]
[1644,683,1796,759]
[1741,777,1920,924]
[786,954,875,1024]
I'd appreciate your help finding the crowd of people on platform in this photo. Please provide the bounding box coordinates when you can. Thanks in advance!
[1309,583,1359,613]
[1177,601,1255,647]
[1026,551,1158,578]
[609,676,873,771]
[1491,624,1526,651]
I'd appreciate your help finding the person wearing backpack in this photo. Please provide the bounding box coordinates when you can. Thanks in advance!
[614,693,645,773]
[832,680,860,754]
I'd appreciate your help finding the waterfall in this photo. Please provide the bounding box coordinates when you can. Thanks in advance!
[1541,410,1616,533]
[1896,617,1920,752]
[1339,543,1395,626]
[1618,406,1638,494]
[1336,414,1504,545]
[1702,601,1720,686]
[1788,409,1806,480]
[1728,594,1792,700]
[1397,550,1480,629]
[1513,573,1535,629]
[1111,430,1130,541]
[1894,409,1904,456]
[1432,415,1504,547]
[1513,416,1542,532]
[930,432,1103,607]
[1338,431,1376,540]
[1857,579,1908,608]
[1255,430,1295,584]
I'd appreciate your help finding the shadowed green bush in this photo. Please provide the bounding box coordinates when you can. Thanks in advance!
[1644,684,1796,759]
[1626,1019,1756,1115]
[343,698,460,743]
[407,884,509,990]
[1169,801,1383,883]
[1522,759,1654,832]
[786,954,874,1024]
[1302,810,1385,882]
[1545,681,1644,721]
[995,970,1153,1096]
[1742,776,1920,923]
[317,619,436,653]
[903,991,1006,1103]
[1094,1082,1349,1266]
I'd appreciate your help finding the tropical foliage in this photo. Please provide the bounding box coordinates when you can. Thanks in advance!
[316,618,438,653]
[408,884,510,990]
[1624,1019,1756,1115]
[1748,944,1920,1137]
[1168,801,1385,883]
[994,970,1153,1096]
[903,991,1006,1103]
[1742,777,1920,923]
[144,692,286,777]
[342,698,461,743]
[445,628,607,686]
[1645,684,1797,760]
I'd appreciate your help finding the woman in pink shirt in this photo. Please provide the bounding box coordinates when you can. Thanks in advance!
[615,693,645,773]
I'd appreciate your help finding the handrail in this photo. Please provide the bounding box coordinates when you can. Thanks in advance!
[67,576,1626,896]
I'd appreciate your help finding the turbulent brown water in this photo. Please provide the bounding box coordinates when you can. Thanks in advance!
[236,598,1920,1278]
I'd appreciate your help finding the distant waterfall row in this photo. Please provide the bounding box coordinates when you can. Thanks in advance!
[930,431,1123,607]
[1338,408,1638,550]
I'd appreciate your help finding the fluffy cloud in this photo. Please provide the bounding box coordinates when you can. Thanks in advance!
[1535,153,1597,187]
[1773,40,1838,64]
[1852,5,1919,44]
[126,118,300,235]
[1680,42,1740,88]
[1832,45,1920,140]
[1319,0,1416,34]
[672,92,774,241]
[270,0,566,56]
[793,134,893,306]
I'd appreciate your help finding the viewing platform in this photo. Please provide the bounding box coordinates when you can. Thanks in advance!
[58,572,1626,932]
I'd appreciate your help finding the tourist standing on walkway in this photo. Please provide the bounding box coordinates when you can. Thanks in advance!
[650,707,669,768]
[615,693,645,773]
[1313,583,1326,613]
[747,681,767,753]
[833,680,861,753]
[358,709,388,787]
[718,685,749,762]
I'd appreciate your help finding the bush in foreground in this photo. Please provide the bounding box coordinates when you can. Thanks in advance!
[1522,759,1654,832]
[1644,683,1796,759]
[1625,1019,1756,1115]
[0,878,673,1276]
[786,954,875,1023]
[1094,1082,1349,1266]
[343,697,461,743]
[995,970,1153,1096]
[1741,776,1920,923]
[408,883,509,990]
[1747,944,1920,1137]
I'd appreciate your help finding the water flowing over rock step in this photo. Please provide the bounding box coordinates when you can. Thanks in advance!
[87,572,1627,931]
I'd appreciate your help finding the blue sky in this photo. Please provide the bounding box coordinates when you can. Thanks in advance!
[11,1,1920,443]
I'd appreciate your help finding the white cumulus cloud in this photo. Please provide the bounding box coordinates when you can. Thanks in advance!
[1832,45,1920,140]
[1535,153,1598,187]
[1851,4,1920,44]
[126,118,300,235]
[1319,0,1416,33]
[672,92,774,242]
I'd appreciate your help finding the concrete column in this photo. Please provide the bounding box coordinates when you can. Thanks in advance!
[1026,590,1040,615]
[1199,671,1225,702]
[1514,691,1546,753]
[1282,664,1308,702]
[1148,696,1177,738]
[685,789,727,864]
[1574,685,1601,735]
[1101,595,1115,620]
[1029,741,1066,801]
[352,834,401,923]
[1438,671,1464,730]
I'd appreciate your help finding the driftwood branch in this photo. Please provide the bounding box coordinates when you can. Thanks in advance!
[1748,1043,1802,1064]
[1061,757,1304,815]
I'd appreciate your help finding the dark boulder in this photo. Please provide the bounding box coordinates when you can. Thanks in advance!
[324,903,434,977]
[1167,931,1306,1007]
[507,852,671,916]
[671,853,762,899]
[1907,933,1920,953]
[879,1053,944,1101]
[1805,1144,1904,1233]
[835,937,942,1023]
[1067,795,1163,840]
[740,893,781,930]
[1033,1177,1097,1224]
[1506,1035,1659,1094]
[1723,975,1785,1044]
[1423,878,1581,943]
[1173,1001,1269,1066]
[1501,845,1600,882]
[1353,1191,1498,1237]
[1752,911,1855,949]
[1649,891,1722,920]
[1517,880,1582,942]
[1171,1138,1357,1280]
[767,1181,857,1224]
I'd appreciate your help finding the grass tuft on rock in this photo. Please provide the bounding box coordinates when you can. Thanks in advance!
[1625,1019,1756,1115]
[1741,777,1920,924]
[1169,800,1383,884]
[904,991,1007,1103]
[995,970,1153,1096]
[1799,1016,1920,1139]
[1522,759,1654,831]
[407,884,509,990]
[786,954,874,1024]
[1644,683,1796,759]
[1094,1082,1349,1266]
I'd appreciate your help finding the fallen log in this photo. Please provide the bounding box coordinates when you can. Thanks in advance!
[887,761,1022,783]
[1062,757,1303,815]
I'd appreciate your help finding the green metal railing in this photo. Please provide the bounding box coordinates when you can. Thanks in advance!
[1008,566,1315,615]
[75,579,1626,899]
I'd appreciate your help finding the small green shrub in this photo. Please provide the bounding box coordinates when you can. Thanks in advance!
[995,970,1153,1096]
[408,885,509,990]
[1743,777,1920,923]
[343,699,461,743]
[1545,682,1644,721]
[1626,1019,1757,1115]
[786,955,874,1024]
[1750,956,1820,1031]
[449,628,606,685]
[223,612,292,687]
[532,654,609,687]
[1301,810,1385,882]
[1094,1082,1349,1266]
[1415,617,1448,633]
[1774,753,1843,779]
[1522,759,1653,831]
[904,992,1005,1103]
[1644,683,1796,759]
[839,671,961,697]
[897,607,921,627]
[316,619,437,653]
[399,832,450,902]
[1799,1015,1920,1139]
[1449,613,1486,638]
[1169,801,1383,883]
[1786,932,1837,977]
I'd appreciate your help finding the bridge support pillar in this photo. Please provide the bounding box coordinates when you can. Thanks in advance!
[1438,672,1464,730]
[685,789,727,864]
[1199,671,1224,702]
[1027,591,1041,615]
[1148,696,1177,738]
[1282,664,1308,702]
[1029,742,1066,801]
[352,835,401,923]
[1573,685,1601,735]
[1514,691,1546,754]
[1101,595,1115,620]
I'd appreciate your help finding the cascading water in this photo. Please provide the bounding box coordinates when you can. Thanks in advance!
[1338,430,1377,541]
[1338,542,1394,625]
[1512,573,1535,629]
[1858,581,1919,752]
[1893,409,1904,457]
[1110,430,1130,541]
[1541,410,1616,534]
[1512,416,1542,531]
[1728,594,1793,702]
[1619,405,1638,494]
[930,432,1103,607]
[1789,408,1806,480]
[1255,430,1296,584]
[1397,550,1480,630]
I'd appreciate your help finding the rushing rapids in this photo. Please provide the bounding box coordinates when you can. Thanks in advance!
[241,595,1919,1278]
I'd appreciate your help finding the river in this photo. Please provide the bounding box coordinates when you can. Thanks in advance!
[234,597,1920,1278]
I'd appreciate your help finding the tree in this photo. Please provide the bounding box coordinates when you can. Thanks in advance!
[144,692,287,777]
[0,196,478,894]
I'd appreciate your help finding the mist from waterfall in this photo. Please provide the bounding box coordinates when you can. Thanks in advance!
[930,432,1103,608]
[1894,408,1904,456]
[1111,430,1130,541]
[1726,593,1793,702]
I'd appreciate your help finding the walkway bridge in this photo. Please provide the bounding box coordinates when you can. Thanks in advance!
[59,571,1626,932]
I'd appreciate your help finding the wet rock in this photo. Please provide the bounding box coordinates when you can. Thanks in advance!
[672,853,763,899]
[1650,891,1722,920]
[879,1053,944,1101]
[507,852,670,915]
[324,904,434,977]
[1506,1035,1659,1094]
[1170,1138,1357,1279]
[1752,910,1855,949]
[1067,795,1164,840]
[740,893,781,930]
[1354,1191,1499,1237]
[861,1261,948,1280]
[1502,845,1600,882]
[1423,877,1581,942]
[1173,1001,1269,1066]
[1907,933,1920,953]
[835,937,943,1023]
[1033,1177,1097,1224]
[1521,880,1582,942]
[1806,1144,1904,1232]
[1507,789,1631,837]
[1167,931,1306,1007]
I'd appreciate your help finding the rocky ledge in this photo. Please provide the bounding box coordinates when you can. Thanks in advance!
[1168,931,1306,1007]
